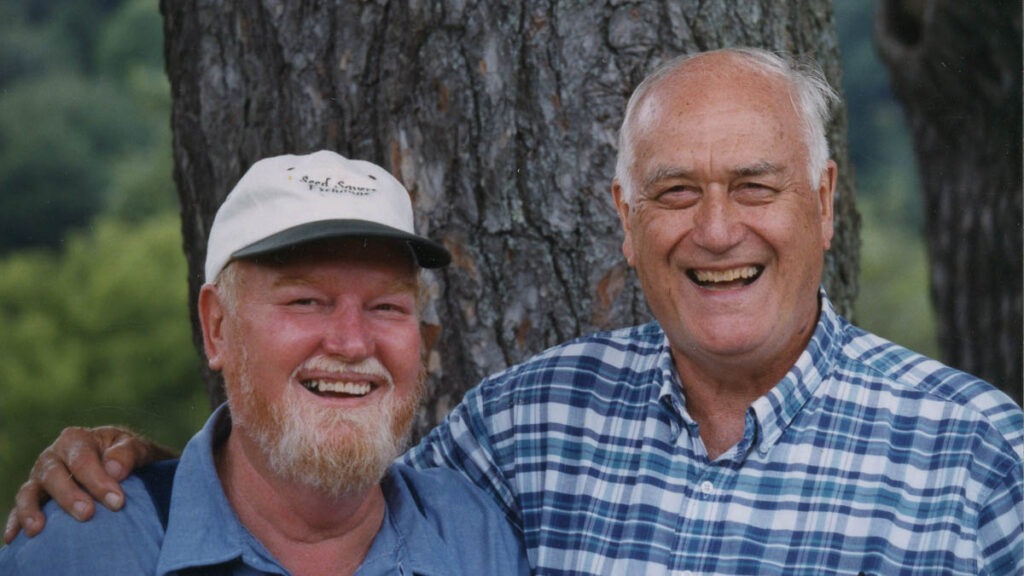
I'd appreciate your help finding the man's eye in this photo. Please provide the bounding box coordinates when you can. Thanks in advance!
[656,186,700,207]
[734,183,775,203]
[374,302,408,314]
[289,298,319,307]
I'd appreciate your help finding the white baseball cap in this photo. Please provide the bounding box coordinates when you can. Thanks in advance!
[204,150,451,282]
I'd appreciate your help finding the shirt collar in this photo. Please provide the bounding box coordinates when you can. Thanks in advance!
[750,290,842,454]
[655,290,843,455]
[157,404,284,575]
[654,332,688,428]
[355,466,464,576]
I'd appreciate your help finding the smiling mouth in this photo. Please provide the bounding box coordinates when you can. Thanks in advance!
[301,379,373,398]
[687,265,763,289]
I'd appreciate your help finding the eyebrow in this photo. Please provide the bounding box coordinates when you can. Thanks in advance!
[640,160,784,190]
[640,166,695,190]
[730,161,783,178]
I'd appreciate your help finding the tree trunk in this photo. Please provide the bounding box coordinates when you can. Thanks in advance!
[161,0,859,437]
[876,0,1022,405]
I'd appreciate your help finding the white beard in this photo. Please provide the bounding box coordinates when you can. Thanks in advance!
[228,351,421,498]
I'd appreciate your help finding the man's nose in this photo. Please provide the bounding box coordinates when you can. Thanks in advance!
[322,304,374,360]
[690,192,743,253]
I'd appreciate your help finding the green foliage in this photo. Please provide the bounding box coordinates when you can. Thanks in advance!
[0,17,76,85]
[95,0,165,82]
[0,74,157,252]
[0,0,195,519]
[0,0,170,254]
[16,0,127,73]
[0,214,207,513]
[104,142,178,223]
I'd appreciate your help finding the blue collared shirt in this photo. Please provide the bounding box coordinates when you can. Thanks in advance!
[404,293,1024,575]
[0,405,529,575]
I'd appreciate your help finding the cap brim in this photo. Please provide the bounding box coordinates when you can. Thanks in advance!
[231,220,451,269]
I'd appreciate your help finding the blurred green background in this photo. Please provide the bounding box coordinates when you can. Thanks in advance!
[0,1,936,512]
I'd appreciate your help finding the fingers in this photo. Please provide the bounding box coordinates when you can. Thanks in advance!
[91,425,178,507]
[2,425,179,543]
[6,470,71,543]
[4,455,70,543]
[68,426,153,512]
[41,426,113,515]
[6,425,125,543]
[95,426,142,482]
[98,425,172,482]
[4,508,19,544]
[4,499,38,544]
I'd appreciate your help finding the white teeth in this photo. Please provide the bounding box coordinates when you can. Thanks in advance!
[694,266,760,283]
[306,380,372,396]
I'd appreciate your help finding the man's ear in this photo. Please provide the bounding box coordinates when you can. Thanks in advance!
[818,160,837,250]
[198,283,227,371]
[611,179,635,266]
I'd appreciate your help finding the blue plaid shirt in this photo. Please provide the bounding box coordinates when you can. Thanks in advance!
[404,294,1024,575]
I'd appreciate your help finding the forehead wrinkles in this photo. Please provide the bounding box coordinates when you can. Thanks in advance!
[630,71,803,184]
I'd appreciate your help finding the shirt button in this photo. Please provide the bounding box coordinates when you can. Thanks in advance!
[699,480,714,495]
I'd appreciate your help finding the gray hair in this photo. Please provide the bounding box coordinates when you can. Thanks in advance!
[212,261,244,313]
[615,47,840,201]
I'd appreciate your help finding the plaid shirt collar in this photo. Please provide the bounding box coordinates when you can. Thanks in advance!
[657,289,842,458]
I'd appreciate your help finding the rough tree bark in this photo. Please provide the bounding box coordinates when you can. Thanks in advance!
[876,0,1022,405]
[161,0,859,437]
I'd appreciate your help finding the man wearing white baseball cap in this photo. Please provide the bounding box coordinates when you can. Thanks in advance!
[0,150,528,576]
